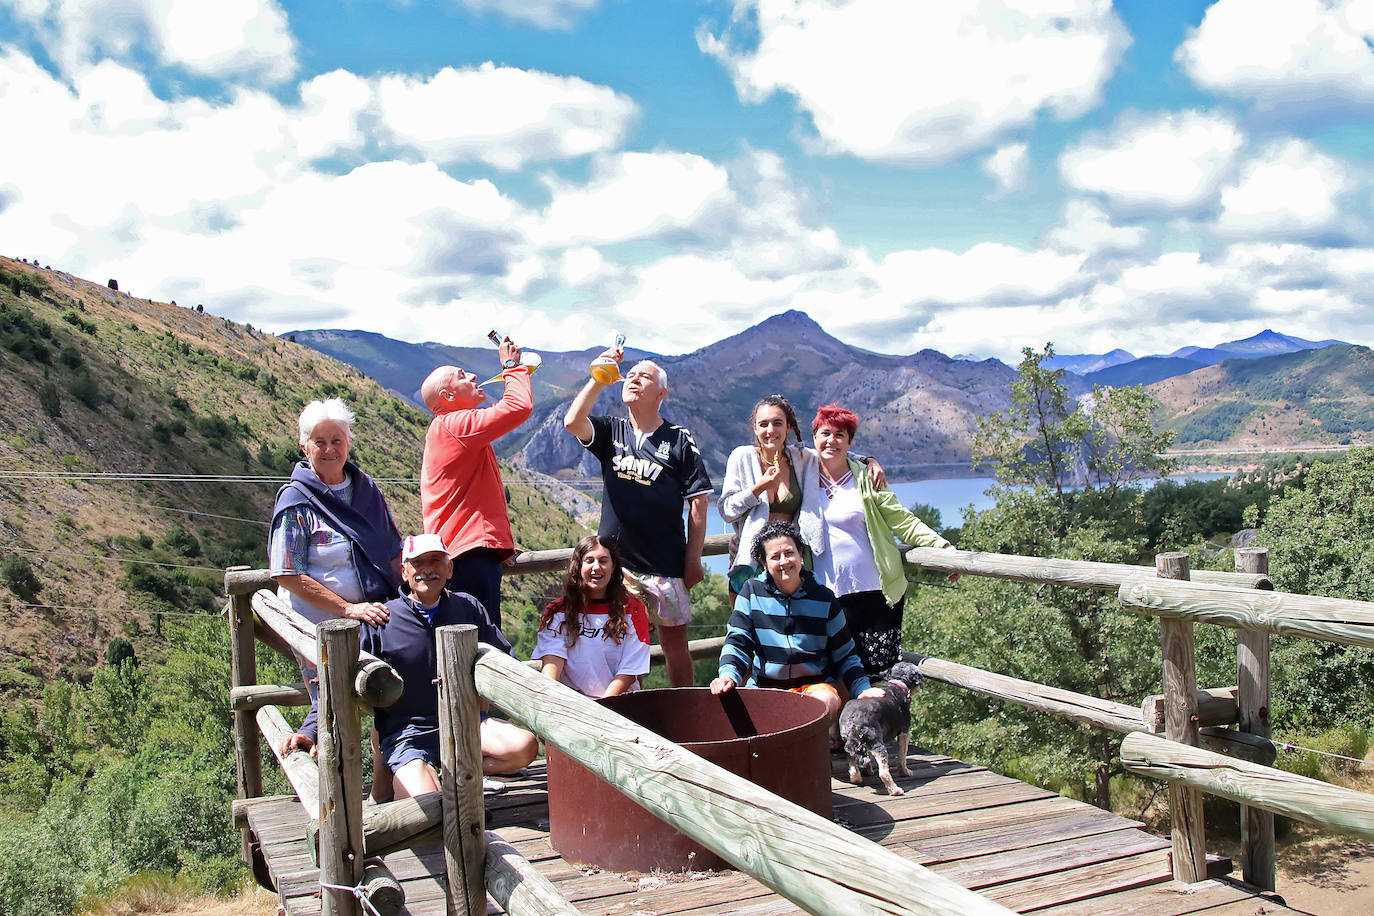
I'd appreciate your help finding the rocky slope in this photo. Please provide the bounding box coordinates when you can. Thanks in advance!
[0,257,584,691]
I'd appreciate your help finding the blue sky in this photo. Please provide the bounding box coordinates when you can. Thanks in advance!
[2,0,1373,362]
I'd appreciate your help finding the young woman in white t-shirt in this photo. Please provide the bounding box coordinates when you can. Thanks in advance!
[537,536,651,698]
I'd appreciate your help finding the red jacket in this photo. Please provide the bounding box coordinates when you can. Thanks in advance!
[421,367,533,558]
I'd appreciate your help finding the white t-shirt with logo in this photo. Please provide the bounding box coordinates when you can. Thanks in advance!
[536,597,652,698]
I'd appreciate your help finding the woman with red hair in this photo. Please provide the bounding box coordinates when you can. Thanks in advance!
[799,404,956,678]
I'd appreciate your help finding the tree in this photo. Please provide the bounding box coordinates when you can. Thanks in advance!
[914,344,1187,809]
[972,344,1088,509]
[1259,448,1374,729]
[106,638,136,669]
[973,345,1175,513]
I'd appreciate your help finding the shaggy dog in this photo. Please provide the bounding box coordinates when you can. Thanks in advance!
[838,661,923,795]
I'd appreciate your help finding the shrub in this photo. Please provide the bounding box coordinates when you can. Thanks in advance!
[107,278,118,290]
[159,527,201,558]
[2,555,41,602]
[57,346,82,369]
[68,370,100,408]
[60,311,96,335]
[0,302,54,364]
[38,382,61,418]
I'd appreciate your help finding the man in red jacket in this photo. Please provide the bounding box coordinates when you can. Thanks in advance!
[419,336,533,627]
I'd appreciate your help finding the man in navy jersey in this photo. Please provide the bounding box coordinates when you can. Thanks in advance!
[565,349,712,687]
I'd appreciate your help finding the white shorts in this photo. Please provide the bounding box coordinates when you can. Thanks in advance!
[624,571,692,627]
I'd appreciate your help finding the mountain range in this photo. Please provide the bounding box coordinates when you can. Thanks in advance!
[1047,330,1350,388]
[293,311,1026,479]
[291,316,1369,478]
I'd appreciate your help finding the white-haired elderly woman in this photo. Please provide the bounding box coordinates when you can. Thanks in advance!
[268,398,402,761]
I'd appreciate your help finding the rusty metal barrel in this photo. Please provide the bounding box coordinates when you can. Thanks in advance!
[546,686,832,872]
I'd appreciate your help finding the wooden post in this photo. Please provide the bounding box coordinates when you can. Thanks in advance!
[226,567,262,866]
[1156,551,1206,883]
[317,619,364,916]
[436,624,487,916]
[1236,546,1276,891]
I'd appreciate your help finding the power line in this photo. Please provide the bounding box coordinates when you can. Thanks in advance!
[7,602,217,619]
[133,502,269,527]
[0,471,420,484]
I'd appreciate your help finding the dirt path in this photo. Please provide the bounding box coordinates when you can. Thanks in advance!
[1276,835,1374,914]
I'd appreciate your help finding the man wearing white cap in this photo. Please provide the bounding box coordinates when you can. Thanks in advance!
[286,534,537,797]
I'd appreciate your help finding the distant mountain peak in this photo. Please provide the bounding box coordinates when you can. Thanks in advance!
[758,309,824,331]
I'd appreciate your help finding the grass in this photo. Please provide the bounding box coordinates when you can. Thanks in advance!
[80,874,275,916]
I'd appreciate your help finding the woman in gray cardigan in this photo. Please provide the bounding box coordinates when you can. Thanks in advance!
[718,395,886,597]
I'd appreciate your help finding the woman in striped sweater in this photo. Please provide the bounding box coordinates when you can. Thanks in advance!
[711,521,885,742]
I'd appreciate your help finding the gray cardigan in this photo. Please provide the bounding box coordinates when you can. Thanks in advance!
[717,443,823,571]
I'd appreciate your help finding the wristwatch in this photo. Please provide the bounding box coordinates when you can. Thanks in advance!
[503,358,517,369]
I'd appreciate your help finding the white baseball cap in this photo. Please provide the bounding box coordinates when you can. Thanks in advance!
[402,533,449,562]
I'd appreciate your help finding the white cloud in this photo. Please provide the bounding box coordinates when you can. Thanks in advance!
[1215,139,1351,238]
[1043,199,1149,257]
[3,0,297,83]
[453,0,599,30]
[535,152,732,246]
[1059,110,1245,214]
[699,0,1129,166]
[982,142,1030,197]
[1177,0,1374,108]
[374,63,637,170]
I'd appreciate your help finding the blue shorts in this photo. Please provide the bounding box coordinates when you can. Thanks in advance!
[381,724,440,771]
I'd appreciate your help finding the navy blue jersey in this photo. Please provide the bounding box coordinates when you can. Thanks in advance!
[583,415,713,577]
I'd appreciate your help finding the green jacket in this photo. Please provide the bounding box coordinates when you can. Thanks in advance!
[846,457,951,606]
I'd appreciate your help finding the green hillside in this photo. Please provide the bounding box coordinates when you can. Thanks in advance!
[0,256,584,696]
[1151,344,1374,448]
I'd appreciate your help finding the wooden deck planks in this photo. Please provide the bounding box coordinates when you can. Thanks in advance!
[246,750,1310,916]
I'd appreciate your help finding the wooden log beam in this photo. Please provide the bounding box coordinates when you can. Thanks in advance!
[1197,726,1276,766]
[484,831,582,916]
[913,654,1275,763]
[905,547,1272,592]
[225,566,275,595]
[475,646,1015,916]
[317,619,365,916]
[1122,731,1374,841]
[256,705,321,813]
[232,682,310,711]
[1118,578,1374,648]
[360,858,405,916]
[1235,546,1276,891]
[362,791,442,858]
[912,655,1142,735]
[1156,552,1206,884]
[1141,686,1238,733]
[227,581,262,865]
[250,590,403,707]
[505,533,732,576]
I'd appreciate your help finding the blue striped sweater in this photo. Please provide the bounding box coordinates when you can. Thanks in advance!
[718,570,872,697]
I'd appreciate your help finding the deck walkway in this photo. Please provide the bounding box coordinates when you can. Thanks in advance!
[242,749,1310,916]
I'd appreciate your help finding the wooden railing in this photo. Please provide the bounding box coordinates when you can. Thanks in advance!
[227,532,1373,906]
[224,555,1014,915]
[896,543,1374,893]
